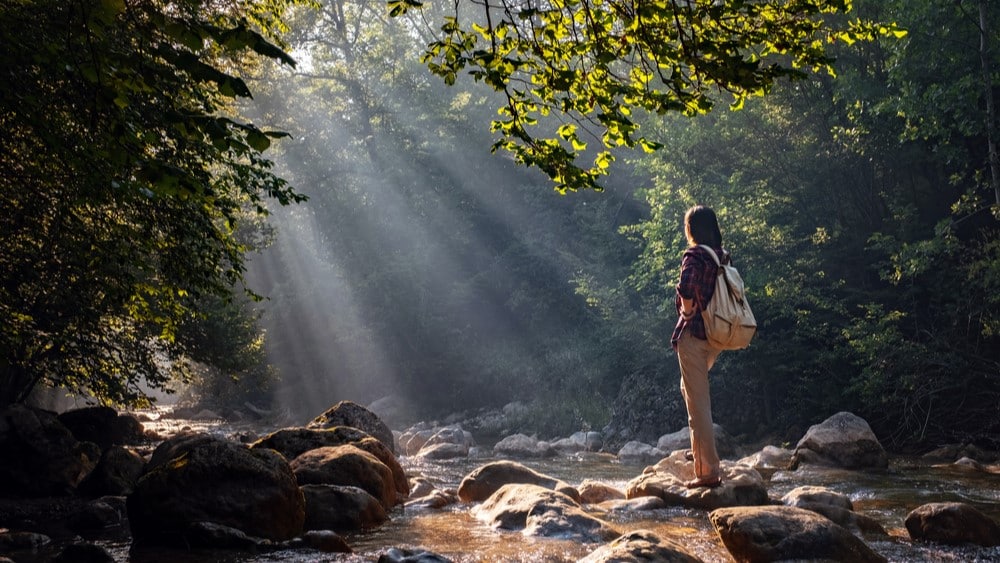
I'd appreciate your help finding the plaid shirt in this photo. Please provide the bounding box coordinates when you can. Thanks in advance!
[671,245,726,349]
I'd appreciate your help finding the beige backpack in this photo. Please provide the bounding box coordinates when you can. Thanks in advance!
[698,245,757,350]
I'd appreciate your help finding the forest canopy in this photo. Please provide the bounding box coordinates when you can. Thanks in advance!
[0,0,304,407]
[1,0,998,452]
[392,0,902,192]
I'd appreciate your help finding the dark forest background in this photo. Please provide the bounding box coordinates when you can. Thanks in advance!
[3,0,998,452]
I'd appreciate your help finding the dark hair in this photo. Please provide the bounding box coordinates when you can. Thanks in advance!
[684,205,722,248]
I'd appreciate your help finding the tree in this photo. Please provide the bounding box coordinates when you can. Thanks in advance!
[0,0,304,407]
[394,0,900,191]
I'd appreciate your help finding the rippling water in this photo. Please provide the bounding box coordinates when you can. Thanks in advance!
[101,412,1000,562]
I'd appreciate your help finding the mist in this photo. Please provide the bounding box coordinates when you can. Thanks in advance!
[242,6,643,427]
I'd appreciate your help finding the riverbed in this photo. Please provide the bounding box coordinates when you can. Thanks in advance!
[103,413,1000,562]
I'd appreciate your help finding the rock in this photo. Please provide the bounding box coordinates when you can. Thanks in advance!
[416,442,469,460]
[378,546,453,562]
[301,530,352,553]
[476,484,618,542]
[0,404,101,496]
[711,505,887,563]
[184,521,265,549]
[457,460,580,503]
[79,445,145,496]
[625,451,768,510]
[551,431,602,454]
[493,433,555,458]
[127,433,305,544]
[656,424,737,458]
[782,485,853,511]
[577,480,625,504]
[597,496,667,512]
[578,529,702,562]
[307,401,395,454]
[793,502,888,536]
[423,425,474,450]
[400,428,435,456]
[57,406,144,451]
[404,489,458,510]
[922,443,998,464]
[68,496,128,532]
[51,543,115,563]
[617,441,665,465]
[736,445,795,479]
[252,427,409,499]
[301,484,389,531]
[905,502,1000,546]
[144,431,218,471]
[367,395,412,428]
[791,412,888,469]
[0,530,51,551]
[290,444,398,509]
[408,476,436,499]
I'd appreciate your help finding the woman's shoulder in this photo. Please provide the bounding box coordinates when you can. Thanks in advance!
[685,244,732,266]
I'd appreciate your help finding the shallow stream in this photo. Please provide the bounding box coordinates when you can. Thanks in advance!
[105,414,1000,562]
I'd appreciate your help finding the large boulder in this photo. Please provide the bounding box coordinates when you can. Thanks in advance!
[904,502,1000,547]
[57,406,144,452]
[252,427,409,499]
[290,444,398,509]
[625,450,768,510]
[710,505,887,563]
[127,434,305,544]
[301,484,389,532]
[457,460,579,503]
[791,412,888,469]
[307,401,395,454]
[476,484,618,543]
[0,404,100,496]
[578,529,702,563]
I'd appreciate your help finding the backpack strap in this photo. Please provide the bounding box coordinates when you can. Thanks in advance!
[698,244,721,267]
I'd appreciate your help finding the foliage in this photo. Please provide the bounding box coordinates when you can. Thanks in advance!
[0,0,304,407]
[395,0,901,192]
[580,0,1000,447]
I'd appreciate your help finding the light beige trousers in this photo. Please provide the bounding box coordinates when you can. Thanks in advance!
[677,330,723,479]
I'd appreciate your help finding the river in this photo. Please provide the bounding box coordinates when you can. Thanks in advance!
[100,412,1000,562]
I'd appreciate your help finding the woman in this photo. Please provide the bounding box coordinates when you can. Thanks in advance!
[671,205,727,488]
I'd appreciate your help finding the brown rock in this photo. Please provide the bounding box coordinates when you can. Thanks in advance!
[127,434,305,544]
[710,505,886,563]
[625,451,768,510]
[905,502,1000,547]
[252,427,409,498]
[291,444,397,509]
[307,401,395,454]
[457,460,580,503]
[301,484,389,531]
[476,483,618,542]
[578,529,702,562]
[0,404,100,496]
